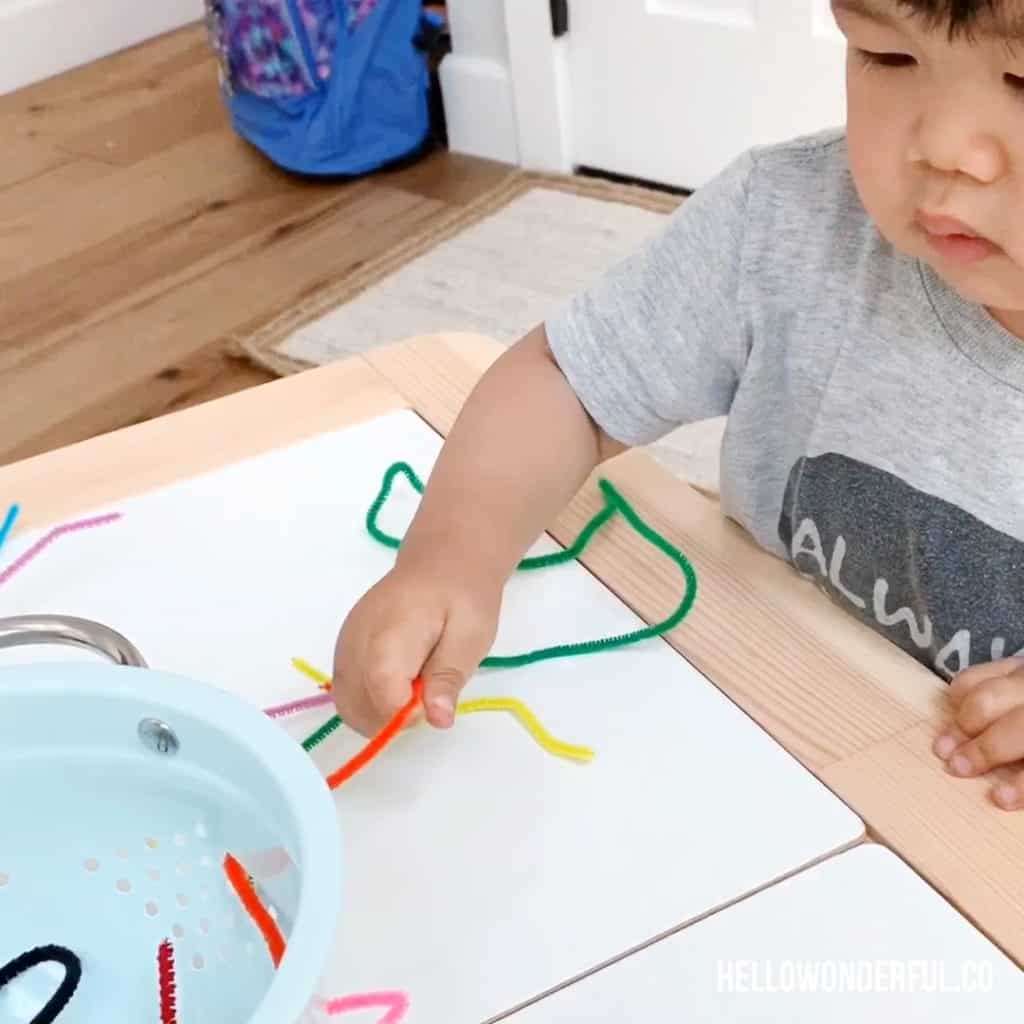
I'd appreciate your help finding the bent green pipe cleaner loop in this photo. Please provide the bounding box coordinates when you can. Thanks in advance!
[365,461,698,669]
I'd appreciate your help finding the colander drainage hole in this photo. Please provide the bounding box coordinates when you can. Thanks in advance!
[0,872,9,887]
[115,879,132,895]
[173,834,186,848]
[195,822,209,840]
[199,919,210,935]
[83,859,99,873]
[145,902,159,918]
[192,954,205,972]
[176,893,189,908]
[173,925,185,940]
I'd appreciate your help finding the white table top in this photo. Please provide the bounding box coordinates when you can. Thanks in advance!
[509,844,1024,1022]
[0,408,863,1021]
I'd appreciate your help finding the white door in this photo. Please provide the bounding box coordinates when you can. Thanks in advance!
[566,0,848,189]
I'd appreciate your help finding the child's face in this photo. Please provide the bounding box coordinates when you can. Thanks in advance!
[833,0,1024,331]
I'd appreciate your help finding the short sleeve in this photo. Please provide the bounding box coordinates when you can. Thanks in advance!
[544,149,756,446]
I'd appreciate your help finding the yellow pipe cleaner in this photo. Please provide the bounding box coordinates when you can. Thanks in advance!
[456,697,595,764]
[292,657,332,689]
[290,659,594,763]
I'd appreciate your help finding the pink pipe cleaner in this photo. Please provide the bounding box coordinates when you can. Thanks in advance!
[263,691,335,719]
[0,512,122,588]
[324,991,410,1023]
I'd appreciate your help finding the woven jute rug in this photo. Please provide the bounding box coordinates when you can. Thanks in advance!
[237,169,725,495]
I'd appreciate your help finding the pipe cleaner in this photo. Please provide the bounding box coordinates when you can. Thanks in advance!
[326,679,424,790]
[0,945,82,1024]
[0,504,19,554]
[158,940,178,1024]
[0,512,122,588]
[223,853,287,967]
[365,462,698,668]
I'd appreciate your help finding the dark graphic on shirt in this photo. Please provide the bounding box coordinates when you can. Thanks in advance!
[778,453,1024,679]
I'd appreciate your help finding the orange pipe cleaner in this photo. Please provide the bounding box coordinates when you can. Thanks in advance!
[326,678,424,791]
[223,853,287,967]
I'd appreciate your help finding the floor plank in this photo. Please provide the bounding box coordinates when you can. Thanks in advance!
[0,131,266,284]
[0,136,69,190]
[0,23,513,467]
[13,350,279,461]
[0,27,210,143]
[3,186,447,462]
[57,67,227,166]
[0,159,113,223]
[0,137,375,372]
[382,150,516,206]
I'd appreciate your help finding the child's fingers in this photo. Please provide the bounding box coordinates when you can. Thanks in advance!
[991,768,1024,812]
[363,621,440,717]
[333,684,380,740]
[932,723,970,760]
[333,619,437,737]
[948,656,1024,708]
[943,706,1024,778]
[953,672,1024,736]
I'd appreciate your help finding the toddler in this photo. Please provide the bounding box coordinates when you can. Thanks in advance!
[335,0,1024,811]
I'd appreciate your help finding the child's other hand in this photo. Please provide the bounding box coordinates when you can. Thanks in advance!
[933,657,1024,810]
[332,563,500,737]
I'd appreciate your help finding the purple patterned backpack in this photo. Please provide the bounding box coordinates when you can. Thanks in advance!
[204,0,432,175]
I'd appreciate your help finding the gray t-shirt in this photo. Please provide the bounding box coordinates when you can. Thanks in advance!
[545,128,1024,680]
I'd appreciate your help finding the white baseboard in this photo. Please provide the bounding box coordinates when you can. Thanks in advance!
[439,55,519,165]
[0,0,204,96]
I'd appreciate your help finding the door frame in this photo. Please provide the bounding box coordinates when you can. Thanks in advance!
[503,0,573,172]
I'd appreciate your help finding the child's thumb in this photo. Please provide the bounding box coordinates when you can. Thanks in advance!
[420,617,490,728]
[421,666,467,728]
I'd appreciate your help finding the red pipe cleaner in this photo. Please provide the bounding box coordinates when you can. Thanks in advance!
[223,853,287,967]
[158,940,177,1024]
[326,678,424,791]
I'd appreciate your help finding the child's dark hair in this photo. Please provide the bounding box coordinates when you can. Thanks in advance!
[899,0,1000,34]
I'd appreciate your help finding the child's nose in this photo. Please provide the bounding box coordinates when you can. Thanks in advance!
[911,97,1008,186]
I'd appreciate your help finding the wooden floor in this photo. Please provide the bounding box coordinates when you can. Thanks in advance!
[0,25,510,467]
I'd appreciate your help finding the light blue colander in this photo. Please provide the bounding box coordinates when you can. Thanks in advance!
[0,615,342,1024]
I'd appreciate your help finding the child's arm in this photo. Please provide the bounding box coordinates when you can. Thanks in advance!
[333,324,627,736]
[334,149,756,736]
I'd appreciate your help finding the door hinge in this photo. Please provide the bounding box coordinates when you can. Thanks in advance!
[550,0,568,37]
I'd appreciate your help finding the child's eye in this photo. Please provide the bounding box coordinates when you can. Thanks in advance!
[857,49,917,68]
[1004,72,1024,93]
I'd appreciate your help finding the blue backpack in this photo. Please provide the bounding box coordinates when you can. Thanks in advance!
[203,0,433,176]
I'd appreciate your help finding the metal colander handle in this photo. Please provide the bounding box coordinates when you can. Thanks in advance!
[0,615,147,668]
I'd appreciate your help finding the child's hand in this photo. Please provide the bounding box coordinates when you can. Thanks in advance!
[933,657,1024,810]
[330,325,614,738]
[332,563,501,737]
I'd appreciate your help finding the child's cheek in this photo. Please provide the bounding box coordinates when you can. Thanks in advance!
[845,79,915,251]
